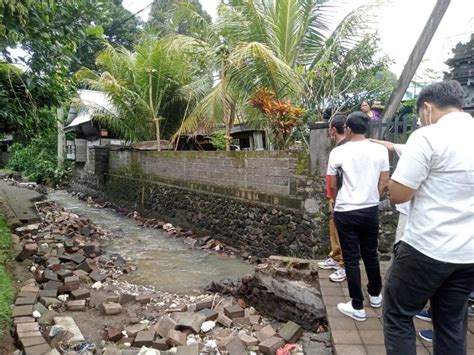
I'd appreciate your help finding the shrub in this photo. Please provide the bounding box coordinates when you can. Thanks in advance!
[7,131,71,186]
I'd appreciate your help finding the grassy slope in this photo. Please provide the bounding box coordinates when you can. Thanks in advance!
[0,216,13,336]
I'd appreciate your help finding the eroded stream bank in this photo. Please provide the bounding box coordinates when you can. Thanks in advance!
[48,190,254,294]
[5,183,330,354]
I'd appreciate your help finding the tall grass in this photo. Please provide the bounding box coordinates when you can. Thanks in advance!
[0,216,13,336]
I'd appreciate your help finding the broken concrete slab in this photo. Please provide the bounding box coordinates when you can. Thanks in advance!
[174,312,206,334]
[135,293,154,304]
[257,324,277,342]
[20,336,48,348]
[40,297,61,308]
[53,316,86,343]
[23,343,52,355]
[198,308,218,321]
[225,337,247,355]
[166,329,187,347]
[195,296,213,311]
[119,293,135,305]
[125,323,146,337]
[107,328,124,342]
[39,289,57,298]
[216,314,233,328]
[239,334,259,347]
[152,338,170,351]
[154,315,177,338]
[16,322,39,333]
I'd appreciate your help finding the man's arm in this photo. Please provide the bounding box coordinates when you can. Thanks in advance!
[389,180,416,204]
[329,175,338,200]
[378,171,389,197]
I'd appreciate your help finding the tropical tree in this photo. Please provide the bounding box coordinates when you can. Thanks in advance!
[174,0,392,150]
[76,33,207,149]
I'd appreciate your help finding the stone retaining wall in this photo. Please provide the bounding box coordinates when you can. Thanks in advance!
[72,147,398,259]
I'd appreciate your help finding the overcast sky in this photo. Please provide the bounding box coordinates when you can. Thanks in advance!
[122,0,473,79]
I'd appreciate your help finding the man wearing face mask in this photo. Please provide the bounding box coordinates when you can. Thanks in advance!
[383,80,474,355]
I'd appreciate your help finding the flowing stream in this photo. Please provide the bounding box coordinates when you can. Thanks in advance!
[48,190,254,294]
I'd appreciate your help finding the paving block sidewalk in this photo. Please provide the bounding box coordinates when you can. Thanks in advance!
[0,180,44,225]
[318,262,474,355]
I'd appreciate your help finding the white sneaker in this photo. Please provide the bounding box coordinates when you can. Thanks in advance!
[369,294,383,308]
[337,301,366,321]
[317,257,339,270]
[329,267,346,282]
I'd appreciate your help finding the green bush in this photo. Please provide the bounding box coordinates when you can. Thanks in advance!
[7,131,71,186]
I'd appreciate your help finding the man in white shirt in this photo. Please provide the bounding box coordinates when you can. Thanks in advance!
[327,111,390,321]
[383,80,474,355]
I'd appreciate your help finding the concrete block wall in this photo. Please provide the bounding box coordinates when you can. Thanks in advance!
[108,150,298,197]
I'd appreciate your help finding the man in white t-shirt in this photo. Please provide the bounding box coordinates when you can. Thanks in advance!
[327,111,390,322]
[383,80,474,355]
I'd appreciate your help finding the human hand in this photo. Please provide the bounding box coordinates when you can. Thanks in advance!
[369,139,394,152]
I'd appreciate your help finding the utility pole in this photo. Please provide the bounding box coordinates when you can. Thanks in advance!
[381,0,451,132]
[57,107,65,168]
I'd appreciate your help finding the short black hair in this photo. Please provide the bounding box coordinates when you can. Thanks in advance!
[346,111,369,134]
[416,80,464,112]
[329,115,347,134]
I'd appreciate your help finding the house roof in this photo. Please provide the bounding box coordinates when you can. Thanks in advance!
[65,90,116,130]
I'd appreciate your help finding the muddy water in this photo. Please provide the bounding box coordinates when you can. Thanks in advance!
[49,190,254,294]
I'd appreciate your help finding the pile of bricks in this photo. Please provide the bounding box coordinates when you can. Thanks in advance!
[11,201,137,354]
[103,295,304,355]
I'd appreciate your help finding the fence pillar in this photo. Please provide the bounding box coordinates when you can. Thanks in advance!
[308,122,331,176]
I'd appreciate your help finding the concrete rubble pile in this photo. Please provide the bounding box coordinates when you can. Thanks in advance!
[9,199,310,355]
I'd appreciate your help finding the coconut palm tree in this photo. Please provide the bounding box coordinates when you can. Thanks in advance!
[76,33,207,149]
[174,0,385,149]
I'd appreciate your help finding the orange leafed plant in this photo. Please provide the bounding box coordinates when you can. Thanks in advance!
[250,88,304,150]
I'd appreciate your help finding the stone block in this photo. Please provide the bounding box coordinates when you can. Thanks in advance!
[250,314,261,325]
[71,288,90,300]
[175,312,206,334]
[152,338,170,351]
[16,322,39,333]
[102,302,122,315]
[258,336,285,355]
[176,343,199,355]
[166,329,187,347]
[73,269,89,279]
[40,297,61,308]
[44,269,59,282]
[14,317,36,325]
[106,295,120,303]
[53,316,86,343]
[125,323,146,337]
[71,254,86,265]
[133,330,156,347]
[233,316,251,327]
[39,289,57,298]
[64,275,79,286]
[24,343,52,355]
[216,314,233,328]
[56,269,73,280]
[18,330,43,338]
[198,308,218,321]
[225,337,247,355]
[119,293,135,305]
[89,271,106,282]
[33,302,48,316]
[278,320,303,343]
[76,260,93,273]
[224,305,245,319]
[67,300,86,311]
[154,315,177,338]
[135,293,154,304]
[107,328,124,342]
[195,296,213,311]
[103,346,121,355]
[239,334,259,347]
[12,305,34,318]
[15,297,36,306]
[257,325,277,342]
[20,336,47,348]
[44,281,62,291]
[16,243,38,261]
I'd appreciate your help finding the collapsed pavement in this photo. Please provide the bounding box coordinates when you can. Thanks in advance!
[5,183,331,354]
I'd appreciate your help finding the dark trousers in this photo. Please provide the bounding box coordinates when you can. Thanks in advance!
[334,206,382,309]
[383,241,474,355]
